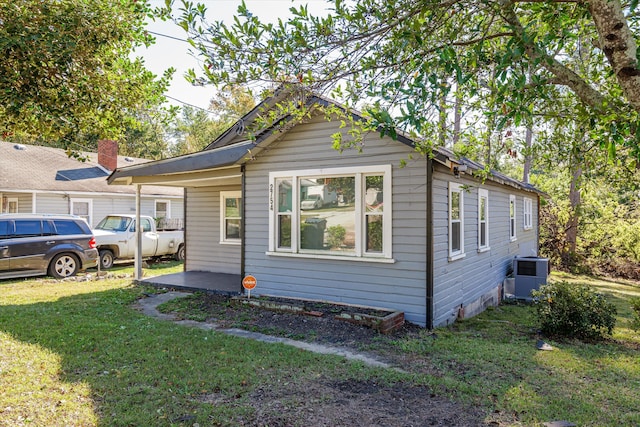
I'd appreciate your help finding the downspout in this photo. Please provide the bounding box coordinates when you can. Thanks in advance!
[426,158,434,329]
[240,165,246,293]
[183,188,188,272]
[537,193,541,256]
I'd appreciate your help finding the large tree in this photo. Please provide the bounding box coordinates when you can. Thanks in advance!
[170,85,256,156]
[169,0,640,162]
[0,0,173,149]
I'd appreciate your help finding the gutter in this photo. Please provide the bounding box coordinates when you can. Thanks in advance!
[426,158,434,329]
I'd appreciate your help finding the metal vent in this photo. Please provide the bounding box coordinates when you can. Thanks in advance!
[235,119,245,135]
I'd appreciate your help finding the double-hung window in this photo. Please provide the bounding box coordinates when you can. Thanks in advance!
[70,198,92,226]
[449,182,465,260]
[478,188,489,252]
[509,195,517,241]
[268,165,392,261]
[523,197,533,230]
[220,191,242,244]
[4,197,18,213]
[155,200,171,220]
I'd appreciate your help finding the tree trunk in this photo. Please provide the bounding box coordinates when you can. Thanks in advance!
[453,87,462,146]
[438,89,447,147]
[484,113,495,167]
[565,165,582,266]
[588,0,640,112]
[523,127,533,184]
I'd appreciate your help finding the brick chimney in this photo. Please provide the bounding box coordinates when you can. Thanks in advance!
[98,139,118,171]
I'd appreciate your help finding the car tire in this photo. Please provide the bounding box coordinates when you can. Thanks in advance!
[99,249,114,270]
[175,244,185,261]
[49,253,79,279]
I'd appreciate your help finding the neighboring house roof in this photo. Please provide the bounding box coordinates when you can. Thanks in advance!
[108,86,540,195]
[0,141,183,197]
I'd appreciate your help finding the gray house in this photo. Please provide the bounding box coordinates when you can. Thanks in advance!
[108,88,540,328]
[0,140,184,227]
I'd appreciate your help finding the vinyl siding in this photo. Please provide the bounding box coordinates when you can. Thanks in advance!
[34,193,68,215]
[243,114,430,326]
[0,192,33,213]
[31,192,183,227]
[431,164,539,327]
[185,186,241,274]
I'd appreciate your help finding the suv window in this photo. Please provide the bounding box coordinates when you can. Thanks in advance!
[14,220,42,237]
[0,220,9,238]
[43,220,55,236]
[53,220,85,235]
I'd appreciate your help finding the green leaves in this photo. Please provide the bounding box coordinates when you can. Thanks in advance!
[532,281,617,340]
[0,0,172,150]
[164,0,640,166]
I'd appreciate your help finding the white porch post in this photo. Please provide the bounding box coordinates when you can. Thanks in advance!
[135,184,143,280]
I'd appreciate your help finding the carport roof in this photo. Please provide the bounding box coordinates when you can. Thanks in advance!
[107,140,254,185]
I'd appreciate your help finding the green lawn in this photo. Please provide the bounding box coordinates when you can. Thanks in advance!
[393,272,640,426]
[0,263,400,426]
[1,265,639,426]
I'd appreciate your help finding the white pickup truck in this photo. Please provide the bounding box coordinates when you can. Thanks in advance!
[92,214,184,269]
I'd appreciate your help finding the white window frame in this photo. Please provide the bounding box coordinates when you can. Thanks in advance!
[220,191,242,245]
[267,165,393,262]
[70,198,93,226]
[509,195,517,241]
[449,182,465,261]
[478,188,490,252]
[523,197,533,230]
[155,199,172,219]
[6,197,18,213]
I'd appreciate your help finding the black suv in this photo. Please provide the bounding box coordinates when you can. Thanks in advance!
[0,214,99,279]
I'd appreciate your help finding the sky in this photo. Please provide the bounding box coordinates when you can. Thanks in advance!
[138,0,331,111]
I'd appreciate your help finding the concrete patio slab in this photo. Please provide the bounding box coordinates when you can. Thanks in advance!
[138,271,242,295]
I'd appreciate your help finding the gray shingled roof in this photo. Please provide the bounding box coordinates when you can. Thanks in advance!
[0,141,183,196]
[108,87,540,195]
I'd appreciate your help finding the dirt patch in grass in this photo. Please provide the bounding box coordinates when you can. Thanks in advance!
[155,291,515,426]
[243,378,489,426]
[158,292,424,362]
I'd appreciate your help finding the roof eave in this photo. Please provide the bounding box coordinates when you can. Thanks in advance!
[107,141,256,185]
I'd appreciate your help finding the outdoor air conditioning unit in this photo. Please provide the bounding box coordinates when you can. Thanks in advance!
[512,256,549,300]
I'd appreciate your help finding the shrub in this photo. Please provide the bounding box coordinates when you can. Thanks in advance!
[326,225,346,248]
[630,297,640,331]
[531,281,617,340]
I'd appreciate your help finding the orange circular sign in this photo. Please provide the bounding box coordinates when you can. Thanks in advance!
[242,275,257,290]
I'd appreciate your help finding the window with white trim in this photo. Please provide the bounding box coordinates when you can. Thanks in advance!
[268,165,392,260]
[449,182,465,260]
[6,197,18,213]
[220,191,242,244]
[523,197,533,230]
[478,188,489,251]
[509,195,516,241]
[155,200,171,219]
[70,198,92,226]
